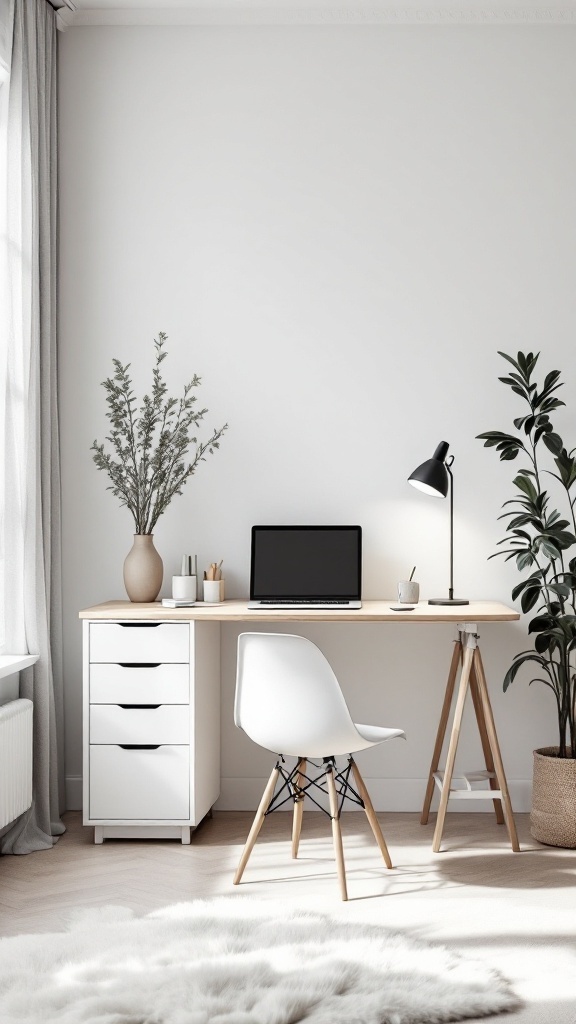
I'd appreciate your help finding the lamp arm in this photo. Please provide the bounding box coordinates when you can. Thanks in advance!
[446,458,454,601]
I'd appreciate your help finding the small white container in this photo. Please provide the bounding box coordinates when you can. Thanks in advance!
[203,579,224,603]
[397,580,420,604]
[172,575,197,602]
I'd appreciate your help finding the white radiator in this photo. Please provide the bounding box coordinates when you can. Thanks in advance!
[0,699,33,829]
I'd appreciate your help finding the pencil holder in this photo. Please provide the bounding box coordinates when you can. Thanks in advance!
[397,580,419,604]
[203,579,224,603]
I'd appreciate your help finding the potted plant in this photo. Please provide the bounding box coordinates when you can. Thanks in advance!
[478,350,576,847]
[92,333,228,602]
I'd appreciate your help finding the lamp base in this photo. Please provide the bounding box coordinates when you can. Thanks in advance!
[427,597,469,606]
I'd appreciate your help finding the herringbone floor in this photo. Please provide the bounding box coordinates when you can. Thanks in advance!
[1,810,575,1023]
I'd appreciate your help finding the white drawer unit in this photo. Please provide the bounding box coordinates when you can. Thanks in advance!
[89,704,190,745]
[90,622,190,664]
[82,618,220,844]
[90,663,189,704]
[90,745,190,820]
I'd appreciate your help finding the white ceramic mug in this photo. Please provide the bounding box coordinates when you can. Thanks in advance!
[397,580,419,604]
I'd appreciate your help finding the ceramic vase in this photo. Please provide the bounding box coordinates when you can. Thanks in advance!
[123,534,163,602]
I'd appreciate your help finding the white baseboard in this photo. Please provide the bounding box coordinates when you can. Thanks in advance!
[66,774,533,813]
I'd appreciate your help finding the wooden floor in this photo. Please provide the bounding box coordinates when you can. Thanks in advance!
[1,810,576,1023]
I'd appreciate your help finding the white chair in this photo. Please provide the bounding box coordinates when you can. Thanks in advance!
[233,632,405,900]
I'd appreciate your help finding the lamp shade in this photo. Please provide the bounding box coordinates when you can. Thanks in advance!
[408,442,450,497]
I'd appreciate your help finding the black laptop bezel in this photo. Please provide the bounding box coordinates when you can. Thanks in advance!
[249,525,362,602]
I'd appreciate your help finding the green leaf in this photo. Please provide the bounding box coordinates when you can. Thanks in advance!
[540,398,565,413]
[554,452,576,489]
[497,351,522,374]
[513,415,531,430]
[476,430,524,449]
[537,538,561,561]
[535,633,551,653]
[534,370,563,406]
[516,550,534,571]
[534,424,551,445]
[513,475,538,500]
[503,650,548,692]
[511,580,527,601]
[521,587,541,613]
[527,615,553,633]
[500,374,527,390]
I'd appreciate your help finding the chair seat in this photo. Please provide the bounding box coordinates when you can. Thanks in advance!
[307,722,404,757]
[276,723,405,758]
[355,724,406,747]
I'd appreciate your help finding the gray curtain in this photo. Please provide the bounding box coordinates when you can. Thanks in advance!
[0,0,64,854]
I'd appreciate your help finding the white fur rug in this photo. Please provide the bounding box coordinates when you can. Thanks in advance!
[0,898,518,1024]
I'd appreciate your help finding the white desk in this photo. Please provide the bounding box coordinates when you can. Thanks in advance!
[80,600,520,850]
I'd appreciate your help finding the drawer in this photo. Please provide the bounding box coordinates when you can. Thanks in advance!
[90,745,189,820]
[90,704,189,745]
[89,622,189,664]
[90,664,189,704]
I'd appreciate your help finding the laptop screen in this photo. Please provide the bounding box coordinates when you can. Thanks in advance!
[250,526,362,601]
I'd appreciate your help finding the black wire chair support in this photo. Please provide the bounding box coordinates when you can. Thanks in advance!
[265,754,365,820]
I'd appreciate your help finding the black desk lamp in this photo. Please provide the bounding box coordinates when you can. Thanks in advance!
[408,441,468,606]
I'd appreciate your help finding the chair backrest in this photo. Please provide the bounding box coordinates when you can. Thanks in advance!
[235,632,359,757]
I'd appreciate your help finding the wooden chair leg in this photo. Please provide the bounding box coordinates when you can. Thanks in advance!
[233,765,280,884]
[291,758,306,858]
[350,759,393,868]
[326,764,348,901]
[469,659,505,824]
[432,643,474,853]
[473,649,520,853]
[421,641,462,824]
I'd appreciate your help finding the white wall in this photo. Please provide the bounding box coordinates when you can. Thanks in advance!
[58,22,576,812]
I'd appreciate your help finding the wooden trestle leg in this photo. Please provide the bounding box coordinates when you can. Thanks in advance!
[422,625,519,854]
[421,641,462,825]
[469,659,505,824]
[473,647,520,852]
[432,642,475,852]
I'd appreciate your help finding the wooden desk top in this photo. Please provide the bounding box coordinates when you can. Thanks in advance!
[79,600,519,623]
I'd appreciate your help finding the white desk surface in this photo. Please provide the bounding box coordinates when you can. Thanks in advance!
[79,600,519,623]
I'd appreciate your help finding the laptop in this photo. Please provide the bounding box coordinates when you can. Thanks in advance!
[248,525,362,610]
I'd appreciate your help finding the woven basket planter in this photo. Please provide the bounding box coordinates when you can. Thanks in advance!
[531,747,576,848]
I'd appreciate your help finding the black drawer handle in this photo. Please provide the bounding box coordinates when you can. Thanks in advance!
[118,623,161,628]
[118,704,161,710]
[119,744,160,750]
[119,663,161,669]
